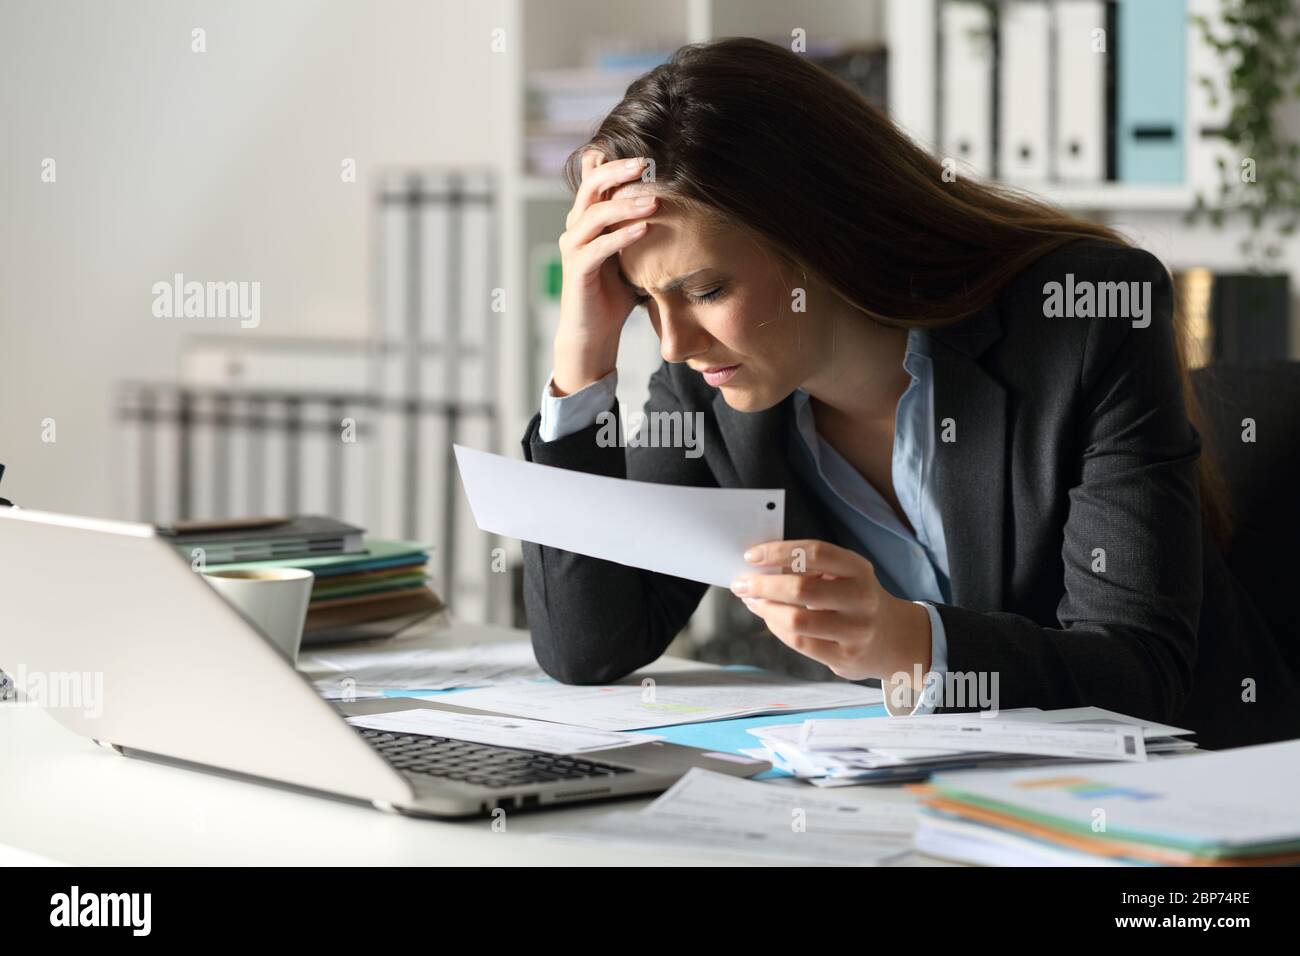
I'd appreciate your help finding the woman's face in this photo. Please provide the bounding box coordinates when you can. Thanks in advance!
[612,192,828,413]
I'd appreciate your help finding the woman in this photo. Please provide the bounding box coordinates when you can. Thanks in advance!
[520,37,1300,750]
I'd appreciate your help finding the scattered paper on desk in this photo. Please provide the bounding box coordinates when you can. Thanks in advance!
[545,768,916,865]
[304,641,546,693]
[645,766,916,836]
[1019,706,1194,740]
[345,707,658,754]
[746,707,1183,785]
[443,668,883,731]
[453,444,784,588]
[799,715,1148,762]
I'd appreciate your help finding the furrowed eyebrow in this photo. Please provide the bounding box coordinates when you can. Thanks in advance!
[616,264,714,296]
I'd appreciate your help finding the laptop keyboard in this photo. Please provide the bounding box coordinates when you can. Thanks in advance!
[356,728,636,789]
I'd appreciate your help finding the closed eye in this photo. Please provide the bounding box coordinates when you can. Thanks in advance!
[633,286,725,307]
[687,287,725,305]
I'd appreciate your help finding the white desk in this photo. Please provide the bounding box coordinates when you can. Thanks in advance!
[0,621,949,866]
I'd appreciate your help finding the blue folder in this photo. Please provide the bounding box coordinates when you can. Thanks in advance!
[1116,0,1187,183]
[626,705,888,779]
[382,685,886,779]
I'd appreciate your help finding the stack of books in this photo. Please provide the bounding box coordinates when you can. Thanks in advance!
[526,65,649,176]
[911,739,1300,867]
[159,517,444,644]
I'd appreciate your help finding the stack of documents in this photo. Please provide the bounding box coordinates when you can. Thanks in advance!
[209,538,444,643]
[526,56,670,176]
[547,768,916,866]
[745,708,1198,786]
[912,739,1300,867]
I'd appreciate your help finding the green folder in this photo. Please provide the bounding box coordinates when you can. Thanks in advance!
[205,539,430,579]
[310,572,430,601]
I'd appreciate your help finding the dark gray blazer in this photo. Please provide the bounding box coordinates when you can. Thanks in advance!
[520,240,1300,750]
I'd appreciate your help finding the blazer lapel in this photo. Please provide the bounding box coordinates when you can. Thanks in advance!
[927,305,1008,611]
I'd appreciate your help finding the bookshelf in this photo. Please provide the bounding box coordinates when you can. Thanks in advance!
[882,0,1213,213]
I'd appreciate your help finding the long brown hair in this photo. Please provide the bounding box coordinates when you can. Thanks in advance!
[565,36,1231,549]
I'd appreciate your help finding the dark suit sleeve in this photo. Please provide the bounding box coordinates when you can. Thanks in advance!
[519,362,714,684]
[936,248,1203,723]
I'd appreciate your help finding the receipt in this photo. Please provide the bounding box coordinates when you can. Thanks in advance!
[453,444,784,588]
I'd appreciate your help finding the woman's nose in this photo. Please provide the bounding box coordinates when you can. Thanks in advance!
[657,307,709,363]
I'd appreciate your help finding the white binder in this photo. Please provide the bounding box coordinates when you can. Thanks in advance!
[1188,0,1234,197]
[940,0,996,178]
[150,389,181,528]
[337,399,371,530]
[886,0,939,149]
[226,395,256,519]
[297,398,331,517]
[999,0,1051,183]
[1053,0,1108,183]
[188,392,218,520]
[261,405,290,520]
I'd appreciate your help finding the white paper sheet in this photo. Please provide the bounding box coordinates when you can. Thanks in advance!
[345,707,657,754]
[1019,706,1194,739]
[545,768,916,865]
[799,716,1148,762]
[453,444,785,588]
[442,669,883,731]
[647,767,916,835]
[304,641,546,692]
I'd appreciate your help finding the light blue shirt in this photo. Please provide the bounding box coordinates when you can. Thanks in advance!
[538,326,950,715]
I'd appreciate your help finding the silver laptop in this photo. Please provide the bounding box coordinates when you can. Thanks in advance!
[0,508,768,818]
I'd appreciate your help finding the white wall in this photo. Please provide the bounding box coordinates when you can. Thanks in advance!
[0,0,510,516]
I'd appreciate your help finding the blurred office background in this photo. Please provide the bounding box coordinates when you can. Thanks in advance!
[2,0,1298,671]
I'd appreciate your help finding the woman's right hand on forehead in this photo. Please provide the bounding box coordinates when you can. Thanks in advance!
[552,150,658,396]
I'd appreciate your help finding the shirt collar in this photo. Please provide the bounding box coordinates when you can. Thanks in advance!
[793,326,929,409]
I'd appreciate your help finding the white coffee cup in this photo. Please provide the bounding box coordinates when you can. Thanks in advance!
[202,567,314,663]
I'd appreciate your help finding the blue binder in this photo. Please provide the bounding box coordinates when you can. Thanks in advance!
[1116,0,1188,183]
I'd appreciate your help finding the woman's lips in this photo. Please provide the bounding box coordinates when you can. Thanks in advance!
[701,364,740,387]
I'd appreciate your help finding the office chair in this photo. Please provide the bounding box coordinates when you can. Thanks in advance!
[1191,360,1300,677]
